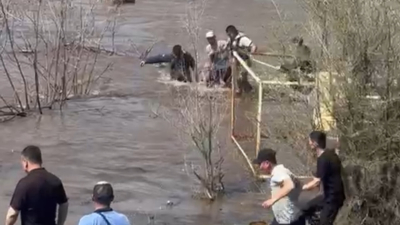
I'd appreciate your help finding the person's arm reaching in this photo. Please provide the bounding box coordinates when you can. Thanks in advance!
[249,43,257,54]
[251,46,271,55]
[140,54,173,66]
[204,46,213,71]
[303,157,326,191]
[203,56,212,72]
[55,182,69,225]
[239,37,257,54]
[186,52,196,71]
[302,177,321,191]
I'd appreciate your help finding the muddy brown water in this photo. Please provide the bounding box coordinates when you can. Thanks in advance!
[0,0,314,224]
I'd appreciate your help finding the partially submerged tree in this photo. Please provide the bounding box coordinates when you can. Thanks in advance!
[159,88,227,200]
[163,0,226,200]
[0,0,118,120]
[182,0,208,82]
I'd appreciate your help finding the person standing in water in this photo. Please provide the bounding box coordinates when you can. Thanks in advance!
[226,25,257,94]
[140,45,196,82]
[204,30,231,87]
[253,148,305,225]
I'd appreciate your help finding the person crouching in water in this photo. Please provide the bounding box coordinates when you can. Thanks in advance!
[226,25,257,94]
[203,30,231,88]
[140,45,196,82]
[253,148,305,225]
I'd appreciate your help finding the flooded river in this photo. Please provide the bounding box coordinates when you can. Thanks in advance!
[0,0,310,224]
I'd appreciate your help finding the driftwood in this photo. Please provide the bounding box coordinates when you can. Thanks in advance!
[0,111,26,117]
[113,0,135,5]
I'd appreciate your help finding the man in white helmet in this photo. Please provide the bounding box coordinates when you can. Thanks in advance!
[204,30,231,87]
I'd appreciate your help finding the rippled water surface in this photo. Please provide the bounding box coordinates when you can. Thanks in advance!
[0,0,310,224]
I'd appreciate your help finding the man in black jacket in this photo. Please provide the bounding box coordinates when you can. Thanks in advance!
[140,45,196,82]
[302,131,345,225]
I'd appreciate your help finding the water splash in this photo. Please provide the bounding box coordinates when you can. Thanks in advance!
[156,70,230,94]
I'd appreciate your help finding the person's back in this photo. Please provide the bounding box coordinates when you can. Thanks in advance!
[79,181,131,225]
[318,149,345,205]
[79,210,129,225]
[303,131,345,225]
[228,32,254,60]
[7,146,68,225]
[15,169,66,225]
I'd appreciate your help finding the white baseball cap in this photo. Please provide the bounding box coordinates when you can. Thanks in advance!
[205,31,215,38]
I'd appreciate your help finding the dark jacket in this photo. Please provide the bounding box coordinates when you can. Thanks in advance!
[144,54,173,64]
[144,52,196,82]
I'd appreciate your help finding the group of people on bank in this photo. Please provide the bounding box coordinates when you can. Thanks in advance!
[5,146,130,225]
[253,131,345,225]
[5,131,344,225]
[140,25,257,95]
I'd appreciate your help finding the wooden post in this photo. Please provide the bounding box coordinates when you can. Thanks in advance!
[255,82,263,155]
[230,58,237,137]
[314,71,337,131]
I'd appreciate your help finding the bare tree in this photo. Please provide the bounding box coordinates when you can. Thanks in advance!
[159,87,227,200]
[156,0,226,201]
[301,0,400,224]
[182,0,207,82]
[0,0,117,118]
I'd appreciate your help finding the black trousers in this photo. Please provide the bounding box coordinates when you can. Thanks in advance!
[319,202,343,225]
[303,205,322,225]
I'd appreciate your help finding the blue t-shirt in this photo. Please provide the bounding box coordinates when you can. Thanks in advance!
[78,210,130,225]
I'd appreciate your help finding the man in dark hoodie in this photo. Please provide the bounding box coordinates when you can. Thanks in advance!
[140,45,196,82]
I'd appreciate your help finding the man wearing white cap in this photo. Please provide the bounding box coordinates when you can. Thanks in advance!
[204,30,231,87]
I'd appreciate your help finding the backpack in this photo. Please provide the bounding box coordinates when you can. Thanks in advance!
[229,35,251,61]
